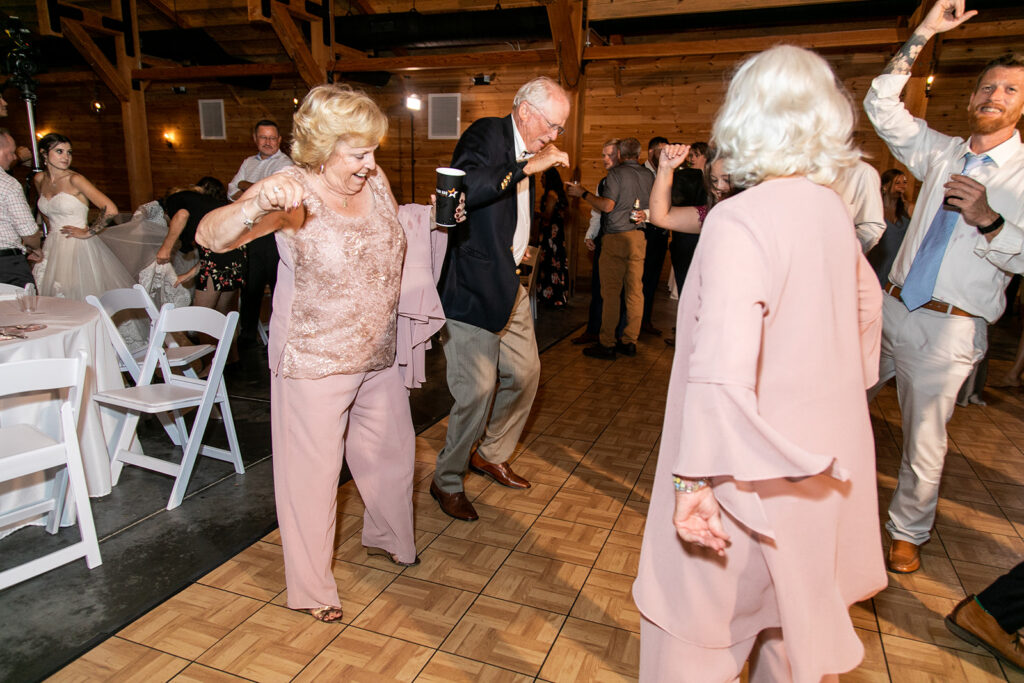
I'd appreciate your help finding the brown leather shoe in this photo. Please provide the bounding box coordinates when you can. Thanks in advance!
[429,481,478,521]
[469,450,531,489]
[887,540,921,573]
[947,595,1024,672]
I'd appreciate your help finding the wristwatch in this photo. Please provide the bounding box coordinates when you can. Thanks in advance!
[979,214,1005,235]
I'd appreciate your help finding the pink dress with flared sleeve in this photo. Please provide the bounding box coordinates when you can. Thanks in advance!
[633,176,886,682]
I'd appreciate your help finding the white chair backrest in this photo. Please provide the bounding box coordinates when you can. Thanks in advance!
[139,304,238,395]
[0,351,87,437]
[86,290,148,383]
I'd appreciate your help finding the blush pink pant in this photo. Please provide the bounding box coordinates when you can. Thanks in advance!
[640,618,840,683]
[271,362,416,609]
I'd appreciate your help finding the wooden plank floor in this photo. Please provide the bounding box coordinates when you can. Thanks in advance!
[48,329,1024,682]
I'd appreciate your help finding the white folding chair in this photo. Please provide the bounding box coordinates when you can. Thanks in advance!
[0,351,102,589]
[86,284,213,383]
[94,304,244,510]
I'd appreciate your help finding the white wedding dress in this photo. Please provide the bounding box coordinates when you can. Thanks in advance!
[36,192,149,349]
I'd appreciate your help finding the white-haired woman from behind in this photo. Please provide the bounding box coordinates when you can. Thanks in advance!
[633,45,887,682]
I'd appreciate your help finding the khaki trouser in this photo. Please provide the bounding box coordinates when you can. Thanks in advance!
[599,229,646,346]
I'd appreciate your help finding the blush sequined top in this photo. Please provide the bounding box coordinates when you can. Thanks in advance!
[269,166,406,380]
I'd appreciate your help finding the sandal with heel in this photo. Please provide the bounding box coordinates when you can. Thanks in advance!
[365,546,420,567]
[299,606,344,623]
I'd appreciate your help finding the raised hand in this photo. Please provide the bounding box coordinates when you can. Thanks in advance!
[919,0,977,36]
[660,144,691,172]
[524,144,570,175]
[253,175,305,213]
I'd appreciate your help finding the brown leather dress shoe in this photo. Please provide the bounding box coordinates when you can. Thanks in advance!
[947,595,1024,672]
[886,539,921,573]
[429,481,478,521]
[469,450,531,489]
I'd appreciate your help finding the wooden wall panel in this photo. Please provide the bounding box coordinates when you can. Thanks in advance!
[3,49,1008,284]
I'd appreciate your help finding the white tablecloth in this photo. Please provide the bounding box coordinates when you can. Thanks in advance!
[0,297,125,538]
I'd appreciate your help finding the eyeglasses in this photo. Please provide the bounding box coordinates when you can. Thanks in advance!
[526,101,565,137]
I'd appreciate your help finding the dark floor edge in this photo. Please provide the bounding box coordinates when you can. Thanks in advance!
[23,316,590,682]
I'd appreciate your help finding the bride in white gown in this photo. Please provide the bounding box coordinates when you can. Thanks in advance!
[33,133,137,300]
[34,133,148,350]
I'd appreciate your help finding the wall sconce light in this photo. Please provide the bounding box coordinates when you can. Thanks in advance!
[35,130,47,140]
[405,94,421,111]
[89,98,105,115]
[925,73,935,97]
[292,96,300,110]
[163,131,176,149]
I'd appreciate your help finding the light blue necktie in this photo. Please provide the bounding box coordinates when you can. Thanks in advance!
[900,153,989,310]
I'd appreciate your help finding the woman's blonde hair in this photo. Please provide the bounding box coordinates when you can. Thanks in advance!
[290,84,388,170]
[712,45,860,189]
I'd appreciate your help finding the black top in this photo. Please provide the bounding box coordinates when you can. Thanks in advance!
[163,190,227,254]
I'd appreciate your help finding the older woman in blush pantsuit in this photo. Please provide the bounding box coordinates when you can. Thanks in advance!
[197,85,460,623]
[633,45,887,682]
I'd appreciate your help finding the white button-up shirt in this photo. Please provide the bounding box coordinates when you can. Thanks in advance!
[227,149,294,200]
[833,160,885,253]
[864,72,1024,323]
[0,169,37,251]
[511,122,531,266]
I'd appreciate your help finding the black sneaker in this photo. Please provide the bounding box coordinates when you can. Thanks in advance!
[583,343,616,360]
[614,341,637,357]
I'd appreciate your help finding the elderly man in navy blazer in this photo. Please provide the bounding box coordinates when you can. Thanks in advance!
[432,76,571,521]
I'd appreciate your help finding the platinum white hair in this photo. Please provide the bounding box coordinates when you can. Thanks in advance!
[513,76,567,112]
[712,45,861,188]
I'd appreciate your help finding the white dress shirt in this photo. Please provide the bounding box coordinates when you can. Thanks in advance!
[511,122,531,266]
[227,149,294,200]
[0,170,37,251]
[865,73,1024,323]
[833,160,885,253]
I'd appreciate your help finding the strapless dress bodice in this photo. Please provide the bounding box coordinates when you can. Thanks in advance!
[38,192,89,228]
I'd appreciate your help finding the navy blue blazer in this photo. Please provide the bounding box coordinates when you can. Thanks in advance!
[438,115,535,332]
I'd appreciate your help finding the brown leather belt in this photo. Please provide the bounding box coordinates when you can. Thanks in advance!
[885,282,974,318]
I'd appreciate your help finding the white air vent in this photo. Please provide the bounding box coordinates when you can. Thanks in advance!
[198,99,226,140]
[428,93,461,140]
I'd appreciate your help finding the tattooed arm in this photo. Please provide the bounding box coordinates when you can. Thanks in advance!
[884,0,978,74]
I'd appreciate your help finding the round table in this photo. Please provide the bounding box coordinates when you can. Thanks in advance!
[0,296,125,538]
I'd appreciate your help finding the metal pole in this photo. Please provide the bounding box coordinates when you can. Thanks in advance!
[24,98,39,169]
[409,111,415,203]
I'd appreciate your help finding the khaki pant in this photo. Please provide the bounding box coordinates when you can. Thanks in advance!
[599,229,645,346]
[435,286,540,493]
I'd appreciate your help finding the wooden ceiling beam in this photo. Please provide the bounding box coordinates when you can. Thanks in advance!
[583,27,908,61]
[332,49,556,72]
[541,0,582,87]
[60,19,131,100]
[270,3,326,87]
[131,62,297,80]
[946,18,1024,41]
[36,0,124,37]
[141,0,192,28]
